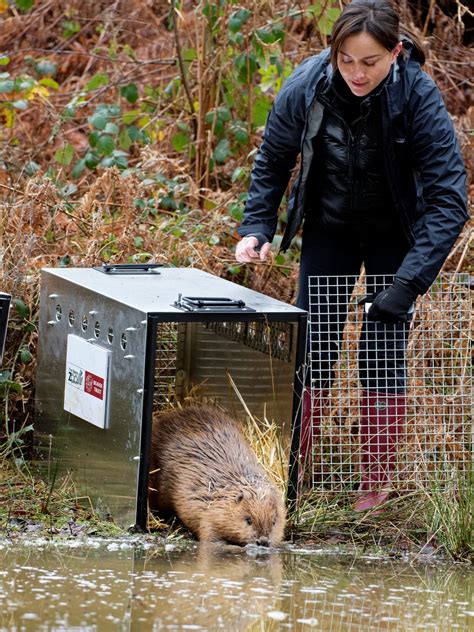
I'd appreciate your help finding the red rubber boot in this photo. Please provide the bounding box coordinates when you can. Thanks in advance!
[354,392,406,511]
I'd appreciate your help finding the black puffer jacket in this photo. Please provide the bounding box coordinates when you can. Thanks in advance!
[311,72,396,228]
[237,43,468,293]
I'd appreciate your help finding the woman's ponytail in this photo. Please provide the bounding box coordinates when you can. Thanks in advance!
[399,24,426,65]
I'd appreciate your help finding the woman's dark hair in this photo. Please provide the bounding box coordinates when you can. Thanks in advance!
[330,0,425,68]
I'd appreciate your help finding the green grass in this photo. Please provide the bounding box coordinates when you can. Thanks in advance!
[287,478,473,561]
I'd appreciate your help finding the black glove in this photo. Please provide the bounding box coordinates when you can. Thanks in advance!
[367,279,418,323]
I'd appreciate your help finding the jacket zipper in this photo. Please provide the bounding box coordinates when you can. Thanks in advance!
[317,97,356,209]
[350,129,358,211]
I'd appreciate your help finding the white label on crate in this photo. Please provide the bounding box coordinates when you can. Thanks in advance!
[64,334,110,429]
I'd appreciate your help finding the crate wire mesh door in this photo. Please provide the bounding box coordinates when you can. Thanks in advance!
[153,320,296,413]
[304,273,472,495]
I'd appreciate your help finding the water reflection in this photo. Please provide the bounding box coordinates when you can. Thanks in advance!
[0,539,472,630]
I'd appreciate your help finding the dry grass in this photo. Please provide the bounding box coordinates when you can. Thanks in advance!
[0,458,124,538]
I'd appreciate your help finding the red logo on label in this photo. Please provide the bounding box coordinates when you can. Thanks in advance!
[84,371,105,400]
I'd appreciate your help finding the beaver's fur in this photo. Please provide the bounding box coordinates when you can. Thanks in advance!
[149,405,286,546]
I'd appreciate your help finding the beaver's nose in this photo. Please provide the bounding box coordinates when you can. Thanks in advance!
[256,536,269,547]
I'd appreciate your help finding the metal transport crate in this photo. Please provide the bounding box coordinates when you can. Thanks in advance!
[303,273,472,496]
[34,265,307,529]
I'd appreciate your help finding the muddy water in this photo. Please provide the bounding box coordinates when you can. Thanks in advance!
[0,539,472,631]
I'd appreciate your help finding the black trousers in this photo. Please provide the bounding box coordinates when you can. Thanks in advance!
[296,221,412,393]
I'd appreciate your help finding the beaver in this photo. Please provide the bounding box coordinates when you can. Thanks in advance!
[148,405,286,546]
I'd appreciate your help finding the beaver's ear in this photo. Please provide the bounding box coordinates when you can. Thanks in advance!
[236,490,251,503]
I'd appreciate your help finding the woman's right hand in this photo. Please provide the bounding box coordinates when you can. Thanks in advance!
[235,236,271,263]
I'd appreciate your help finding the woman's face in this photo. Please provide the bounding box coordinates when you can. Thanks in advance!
[337,31,402,97]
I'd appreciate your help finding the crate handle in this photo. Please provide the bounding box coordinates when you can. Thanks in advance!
[96,263,163,275]
[174,295,255,312]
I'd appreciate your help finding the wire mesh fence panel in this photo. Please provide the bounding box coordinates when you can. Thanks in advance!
[304,273,472,495]
[154,322,181,411]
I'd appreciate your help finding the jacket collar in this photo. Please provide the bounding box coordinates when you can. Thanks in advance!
[317,67,392,113]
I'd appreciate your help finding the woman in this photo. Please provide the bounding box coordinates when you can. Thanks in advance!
[235,0,468,510]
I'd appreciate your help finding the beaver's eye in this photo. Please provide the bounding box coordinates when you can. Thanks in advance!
[245,516,252,526]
